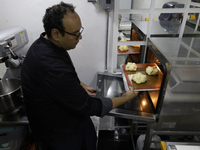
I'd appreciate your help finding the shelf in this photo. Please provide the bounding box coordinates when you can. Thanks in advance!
[118,46,140,54]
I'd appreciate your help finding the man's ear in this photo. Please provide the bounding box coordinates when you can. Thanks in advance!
[51,29,60,42]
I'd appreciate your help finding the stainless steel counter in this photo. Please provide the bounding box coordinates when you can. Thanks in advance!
[0,105,29,125]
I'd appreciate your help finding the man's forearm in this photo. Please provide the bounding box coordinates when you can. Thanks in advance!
[111,97,131,109]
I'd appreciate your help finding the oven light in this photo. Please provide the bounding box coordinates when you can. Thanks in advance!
[142,100,146,106]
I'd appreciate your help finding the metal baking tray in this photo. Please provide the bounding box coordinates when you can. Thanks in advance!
[121,63,163,91]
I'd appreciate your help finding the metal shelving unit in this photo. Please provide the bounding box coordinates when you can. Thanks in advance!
[111,0,200,72]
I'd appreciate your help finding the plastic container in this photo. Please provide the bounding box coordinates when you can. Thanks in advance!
[136,134,161,150]
[0,126,27,150]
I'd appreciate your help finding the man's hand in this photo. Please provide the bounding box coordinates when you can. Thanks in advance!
[80,82,96,96]
[122,86,138,100]
[111,86,138,109]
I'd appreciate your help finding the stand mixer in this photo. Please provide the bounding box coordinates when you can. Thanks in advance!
[0,26,28,79]
[0,26,28,114]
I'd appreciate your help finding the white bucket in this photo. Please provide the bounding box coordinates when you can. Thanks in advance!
[136,134,161,150]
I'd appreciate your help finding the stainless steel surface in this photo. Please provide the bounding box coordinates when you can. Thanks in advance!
[148,37,200,132]
[109,108,155,122]
[97,36,200,149]
[104,9,109,73]
[0,26,28,79]
[0,41,10,59]
[0,26,28,60]
[138,37,200,150]
[0,78,23,114]
[3,68,22,79]
[121,66,129,91]
[96,72,125,98]
[119,21,132,31]
[0,105,28,125]
[0,26,28,54]
[132,21,200,37]
[0,27,29,125]
[96,72,156,122]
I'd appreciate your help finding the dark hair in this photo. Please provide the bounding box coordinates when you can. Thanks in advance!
[42,2,75,37]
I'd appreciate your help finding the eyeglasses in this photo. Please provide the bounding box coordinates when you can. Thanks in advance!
[60,27,84,40]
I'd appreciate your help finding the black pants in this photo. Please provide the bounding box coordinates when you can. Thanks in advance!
[41,118,97,150]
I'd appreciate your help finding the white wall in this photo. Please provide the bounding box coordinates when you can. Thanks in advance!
[0,0,109,87]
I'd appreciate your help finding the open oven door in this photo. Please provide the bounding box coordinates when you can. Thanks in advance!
[96,72,157,123]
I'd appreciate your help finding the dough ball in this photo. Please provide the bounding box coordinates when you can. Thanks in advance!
[120,39,127,42]
[119,39,129,52]
[146,66,159,75]
[132,72,147,84]
[119,45,129,51]
[125,62,137,71]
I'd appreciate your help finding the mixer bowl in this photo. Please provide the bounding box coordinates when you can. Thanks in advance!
[0,78,23,114]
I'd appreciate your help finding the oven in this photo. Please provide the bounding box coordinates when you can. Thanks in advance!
[96,37,200,150]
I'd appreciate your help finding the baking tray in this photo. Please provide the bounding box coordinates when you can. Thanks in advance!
[118,46,140,54]
[121,63,163,91]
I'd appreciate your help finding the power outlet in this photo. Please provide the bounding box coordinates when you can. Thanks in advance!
[102,0,114,9]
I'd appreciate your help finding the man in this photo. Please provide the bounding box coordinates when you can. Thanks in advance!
[21,2,138,150]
